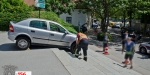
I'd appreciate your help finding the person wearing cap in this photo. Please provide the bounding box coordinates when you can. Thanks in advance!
[123,37,135,69]
[75,31,88,61]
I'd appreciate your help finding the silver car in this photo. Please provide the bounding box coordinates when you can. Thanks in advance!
[139,42,150,54]
[8,18,77,53]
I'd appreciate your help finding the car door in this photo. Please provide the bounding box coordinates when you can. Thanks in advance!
[48,22,70,46]
[28,20,50,44]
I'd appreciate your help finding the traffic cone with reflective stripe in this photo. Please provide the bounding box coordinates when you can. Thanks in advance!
[103,45,109,55]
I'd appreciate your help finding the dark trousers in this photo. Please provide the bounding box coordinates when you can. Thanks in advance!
[75,39,88,58]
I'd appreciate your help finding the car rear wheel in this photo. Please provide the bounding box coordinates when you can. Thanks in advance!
[140,47,147,54]
[16,37,30,50]
[71,43,76,54]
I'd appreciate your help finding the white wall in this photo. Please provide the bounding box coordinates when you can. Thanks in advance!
[59,9,87,26]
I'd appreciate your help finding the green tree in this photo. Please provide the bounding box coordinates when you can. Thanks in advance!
[0,0,32,31]
[0,0,31,13]
[45,0,76,15]
[76,0,124,32]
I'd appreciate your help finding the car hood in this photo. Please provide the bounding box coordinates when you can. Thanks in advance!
[141,42,148,45]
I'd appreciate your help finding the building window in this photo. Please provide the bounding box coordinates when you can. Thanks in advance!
[66,17,72,23]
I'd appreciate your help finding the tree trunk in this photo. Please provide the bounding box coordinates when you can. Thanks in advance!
[129,9,132,27]
[123,10,126,27]
[87,12,92,29]
[101,18,106,32]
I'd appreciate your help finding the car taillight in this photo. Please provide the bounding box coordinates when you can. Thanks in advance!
[9,24,14,32]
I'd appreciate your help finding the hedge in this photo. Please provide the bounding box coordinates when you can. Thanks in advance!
[0,12,29,31]
[0,11,77,34]
[97,31,112,41]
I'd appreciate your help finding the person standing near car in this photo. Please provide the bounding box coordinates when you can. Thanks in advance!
[122,31,128,52]
[123,37,135,69]
[75,31,89,61]
[81,22,88,33]
[103,32,109,51]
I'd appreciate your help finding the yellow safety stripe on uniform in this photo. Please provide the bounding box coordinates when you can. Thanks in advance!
[84,56,87,57]
[75,49,78,56]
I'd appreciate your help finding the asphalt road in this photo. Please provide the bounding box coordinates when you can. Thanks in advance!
[0,32,70,75]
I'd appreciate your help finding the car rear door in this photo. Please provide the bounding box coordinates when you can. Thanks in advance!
[48,22,70,46]
[28,20,50,44]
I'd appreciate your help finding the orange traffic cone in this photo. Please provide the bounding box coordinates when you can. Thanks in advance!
[103,46,109,55]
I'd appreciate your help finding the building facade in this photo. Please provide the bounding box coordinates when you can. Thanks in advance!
[59,9,87,26]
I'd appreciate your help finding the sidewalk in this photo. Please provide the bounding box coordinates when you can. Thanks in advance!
[89,45,150,75]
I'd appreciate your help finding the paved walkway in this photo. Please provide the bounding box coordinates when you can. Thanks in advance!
[53,48,142,75]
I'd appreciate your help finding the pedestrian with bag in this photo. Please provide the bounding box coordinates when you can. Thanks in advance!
[75,31,89,61]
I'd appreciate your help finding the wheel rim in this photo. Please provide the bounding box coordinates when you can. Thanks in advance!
[141,48,146,53]
[18,39,28,49]
[71,44,76,54]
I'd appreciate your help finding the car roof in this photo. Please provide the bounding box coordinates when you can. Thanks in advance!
[26,18,61,25]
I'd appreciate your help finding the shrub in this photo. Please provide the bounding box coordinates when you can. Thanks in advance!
[0,12,29,31]
[0,11,77,34]
[97,32,112,41]
[29,11,77,34]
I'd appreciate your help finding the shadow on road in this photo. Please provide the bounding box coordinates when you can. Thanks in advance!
[0,43,19,51]
[135,52,150,59]
[0,43,71,51]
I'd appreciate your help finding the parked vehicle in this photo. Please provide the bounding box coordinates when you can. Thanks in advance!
[139,42,150,54]
[112,24,121,28]
[8,18,77,53]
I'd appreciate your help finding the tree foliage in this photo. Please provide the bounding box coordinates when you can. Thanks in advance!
[45,0,76,15]
[76,0,124,32]
[0,0,31,13]
[0,0,32,31]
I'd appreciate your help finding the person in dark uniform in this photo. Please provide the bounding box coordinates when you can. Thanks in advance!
[75,32,88,61]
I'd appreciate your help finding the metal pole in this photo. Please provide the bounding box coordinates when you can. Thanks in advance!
[39,7,40,18]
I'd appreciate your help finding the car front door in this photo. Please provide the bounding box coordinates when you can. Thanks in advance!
[28,20,50,44]
[48,22,70,46]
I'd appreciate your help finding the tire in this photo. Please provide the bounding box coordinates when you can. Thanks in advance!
[140,47,147,54]
[16,37,30,50]
[71,43,76,54]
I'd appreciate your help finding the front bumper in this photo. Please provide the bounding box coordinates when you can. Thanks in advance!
[147,50,150,54]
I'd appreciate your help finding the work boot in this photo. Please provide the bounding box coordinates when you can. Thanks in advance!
[84,57,87,61]
[75,55,78,58]
[130,66,133,69]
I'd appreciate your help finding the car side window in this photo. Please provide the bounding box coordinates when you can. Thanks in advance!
[30,20,47,30]
[58,26,66,33]
[50,23,66,33]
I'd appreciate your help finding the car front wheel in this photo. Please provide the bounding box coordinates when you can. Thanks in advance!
[140,47,147,54]
[71,43,76,54]
[16,37,30,50]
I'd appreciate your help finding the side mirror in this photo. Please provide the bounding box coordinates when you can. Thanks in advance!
[65,31,69,34]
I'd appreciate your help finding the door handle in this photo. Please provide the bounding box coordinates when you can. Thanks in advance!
[31,30,35,33]
[50,34,54,36]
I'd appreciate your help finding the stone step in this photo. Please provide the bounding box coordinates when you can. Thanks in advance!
[88,48,142,75]
[52,49,142,75]
[52,49,105,75]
